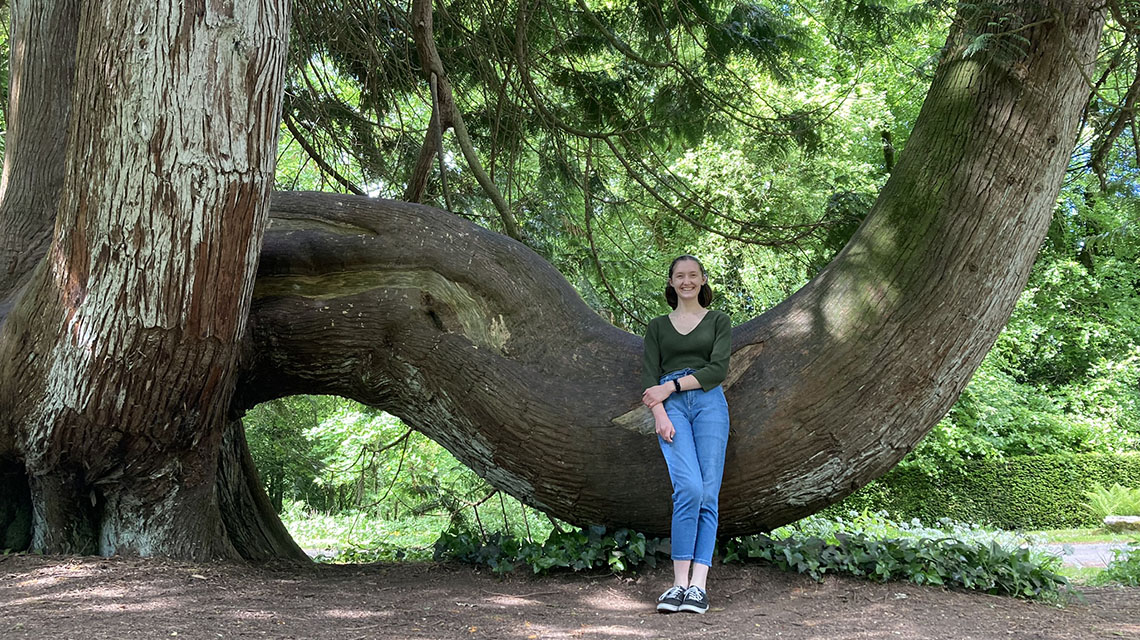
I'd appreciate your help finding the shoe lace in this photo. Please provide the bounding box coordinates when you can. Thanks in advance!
[685,587,706,603]
[661,586,685,600]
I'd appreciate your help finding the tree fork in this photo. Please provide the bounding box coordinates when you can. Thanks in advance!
[409,0,521,240]
[236,1,1105,537]
[26,469,98,554]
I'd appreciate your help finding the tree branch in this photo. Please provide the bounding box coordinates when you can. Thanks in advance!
[429,73,453,212]
[283,111,367,196]
[411,0,521,240]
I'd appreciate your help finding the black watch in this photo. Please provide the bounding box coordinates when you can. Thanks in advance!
[673,379,682,393]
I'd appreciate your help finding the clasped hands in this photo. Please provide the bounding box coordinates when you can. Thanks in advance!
[642,383,675,443]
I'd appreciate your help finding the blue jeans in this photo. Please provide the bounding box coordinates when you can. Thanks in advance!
[657,368,730,566]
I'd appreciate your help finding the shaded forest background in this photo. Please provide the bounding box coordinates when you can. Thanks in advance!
[3,0,1137,550]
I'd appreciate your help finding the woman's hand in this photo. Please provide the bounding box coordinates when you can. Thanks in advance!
[642,383,672,408]
[655,414,676,443]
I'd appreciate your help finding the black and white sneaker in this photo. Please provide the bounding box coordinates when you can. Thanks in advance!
[679,586,709,614]
[656,585,686,613]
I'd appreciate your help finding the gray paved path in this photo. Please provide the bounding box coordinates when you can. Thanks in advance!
[1041,542,1133,568]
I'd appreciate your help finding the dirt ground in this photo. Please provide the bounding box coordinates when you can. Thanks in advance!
[1,554,1137,640]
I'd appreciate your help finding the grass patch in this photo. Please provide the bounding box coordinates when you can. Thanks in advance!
[1057,566,1105,585]
[281,502,447,562]
[280,500,560,564]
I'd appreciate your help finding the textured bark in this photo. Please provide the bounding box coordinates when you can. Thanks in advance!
[0,0,80,551]
[216,419,309,561]
[235,1,1104,537]
[0,0,291,558]
[402,105,444,203]
[0,0,80,328]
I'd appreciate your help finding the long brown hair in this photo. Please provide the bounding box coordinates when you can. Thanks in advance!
[664,255,713,309]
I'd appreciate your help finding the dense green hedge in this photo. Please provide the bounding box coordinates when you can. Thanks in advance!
[833,453,1140,529]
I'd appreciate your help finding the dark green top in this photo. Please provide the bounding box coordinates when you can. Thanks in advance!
[641,309,732,391]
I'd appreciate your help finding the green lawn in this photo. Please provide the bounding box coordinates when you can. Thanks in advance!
[1056,566,1107,585]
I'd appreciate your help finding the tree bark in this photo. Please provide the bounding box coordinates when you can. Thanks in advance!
[402,103,444,203]
[0,0,291,558]
[235,1,1104,537]
[0,0,80,329]
[0,0,80,551]
[216,418,309,561]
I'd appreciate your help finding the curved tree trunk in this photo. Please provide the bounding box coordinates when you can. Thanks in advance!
[216,418,309,561]
[235,2,1104,537]
[0,0,1109,558]
[0,0,291,558]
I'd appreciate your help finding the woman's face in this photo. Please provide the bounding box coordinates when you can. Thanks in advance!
[670,259,706,303]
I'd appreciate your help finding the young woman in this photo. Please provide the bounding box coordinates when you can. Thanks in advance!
[641,255,731,615]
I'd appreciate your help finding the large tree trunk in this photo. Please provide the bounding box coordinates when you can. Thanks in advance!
[236,1,1104,537]
[0,0,79,313]
[0,0,81,552]
[0,0,291,558]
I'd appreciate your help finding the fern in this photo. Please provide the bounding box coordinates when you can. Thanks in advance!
[1083,483,1140,519]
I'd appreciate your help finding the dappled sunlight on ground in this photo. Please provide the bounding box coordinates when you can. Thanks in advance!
[80,596,181,614]
[320,607,394,620]
[1107,622,1140,637]
[10,563,102,587]
[486,594,548,607]
[575,586,646,613]
[521,622,659,639]
[1,555,1136,639]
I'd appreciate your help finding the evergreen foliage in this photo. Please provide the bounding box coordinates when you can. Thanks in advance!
[431,510,1069,600]
[433,525,666,574]
[836,454,1140,529]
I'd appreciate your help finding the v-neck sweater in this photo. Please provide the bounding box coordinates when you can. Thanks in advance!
[641,309,732,391]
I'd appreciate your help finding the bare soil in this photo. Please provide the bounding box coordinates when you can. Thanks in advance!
[1,554,1137,639]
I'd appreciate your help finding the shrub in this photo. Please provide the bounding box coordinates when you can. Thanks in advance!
[1097,542,1140,587]
[433,525,668,575]
[833,453,1140,529]
[721,512,1066,599]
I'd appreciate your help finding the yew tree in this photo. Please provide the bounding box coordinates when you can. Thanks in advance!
[0,0,1117,559]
